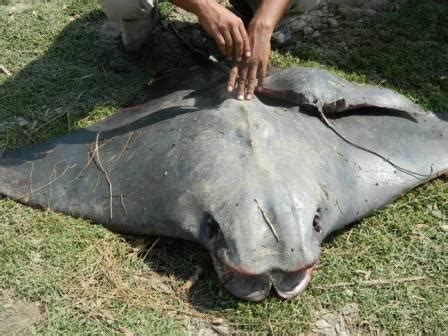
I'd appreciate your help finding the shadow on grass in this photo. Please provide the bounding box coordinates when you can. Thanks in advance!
[0,11,138,144]
[0,9,199,147]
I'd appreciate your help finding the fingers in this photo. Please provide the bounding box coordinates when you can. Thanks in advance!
[237,66,248,100]
[228,60,265,100]
[231,26,243,61]
[256,62,267,90]
[228,23,250,61]
[230,62,259,100]
[218,17,249,61]
[239,25,251,58]
[198,4,250,61]
[245,65,258,100]
[232,22,251,61]
[215,34,226,56]
[222,29,233,60]
[227,65,239,92]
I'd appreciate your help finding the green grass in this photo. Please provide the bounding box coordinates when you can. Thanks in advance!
[1,0,447,334]
[272,0,448,112]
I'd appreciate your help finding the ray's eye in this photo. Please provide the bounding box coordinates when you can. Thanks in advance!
[207,216,221,240]
[313,209,322,233]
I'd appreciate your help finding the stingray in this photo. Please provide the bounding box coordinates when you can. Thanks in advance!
[0,65,447,301]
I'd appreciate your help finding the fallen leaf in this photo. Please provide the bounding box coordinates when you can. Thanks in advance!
[15,117,29,128]
[212,318,224,326]
[344,288,354,297]
[69,15,80,22]
[8,6,17,16]
[428,204,444,219]
[341,303,359,316]
[132,238,146,251]
[431,209,444,219]
[0,65,12,77]
[211,324,230,335]
[415,224,429,229]
[119,327,134,336]
[313,312,340,335]
[365,269,372,281]
[182,265,203,290]
[150,281,173,294]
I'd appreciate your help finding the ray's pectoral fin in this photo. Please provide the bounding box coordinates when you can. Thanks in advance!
[260,67,425,117]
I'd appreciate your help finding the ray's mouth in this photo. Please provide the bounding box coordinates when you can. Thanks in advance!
[211,254,315,301]
[270,266,314,299]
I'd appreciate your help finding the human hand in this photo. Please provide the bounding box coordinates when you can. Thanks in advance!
[195,0,251,61]
[226,20,272,100]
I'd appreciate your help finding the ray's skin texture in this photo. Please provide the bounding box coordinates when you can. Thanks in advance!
[0,66,447,301]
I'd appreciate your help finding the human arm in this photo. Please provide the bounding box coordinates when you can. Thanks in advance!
[170,0,251,61]
[227,0,290,100]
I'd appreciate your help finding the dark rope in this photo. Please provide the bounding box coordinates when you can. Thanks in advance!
[313,106,433,180]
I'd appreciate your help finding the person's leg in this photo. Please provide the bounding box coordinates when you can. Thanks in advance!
[98,0,159,50]
[229,0,254,24]
[232,0,321,22]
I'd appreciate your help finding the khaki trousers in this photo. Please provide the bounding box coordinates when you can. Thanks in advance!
[99,0,321,50]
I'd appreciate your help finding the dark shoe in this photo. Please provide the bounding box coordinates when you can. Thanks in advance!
[106,41,145,73]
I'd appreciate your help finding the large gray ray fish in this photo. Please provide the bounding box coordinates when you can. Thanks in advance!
[1,66,447,301]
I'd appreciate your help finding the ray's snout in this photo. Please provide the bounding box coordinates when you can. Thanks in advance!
[203,202,322,301]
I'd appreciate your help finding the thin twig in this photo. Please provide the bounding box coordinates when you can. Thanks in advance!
[120,194,127,215]
[127,131,142,149]
[30,113,64,134]
[182,265,203,290]
[0,133,9,158]
[112,132,134,164]
[25,112,67,144]
[67,143,98,185]
[141,237,160,262]
[314,276,427,289]
[126,150,137,163]
[26,161,35,202]
[67,111,71,131]
[19,162,72,200]
[0,64,12,76]
[26,91,84,143]
[254,198,279,242]
[47,167,56,209]
[93,133,113,221]
[92,175,100,193]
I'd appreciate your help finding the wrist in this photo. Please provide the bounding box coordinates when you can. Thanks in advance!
[249,0,289,34]
[171,0,211,17]
[249,17,275,36]
[188,0,212,17]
